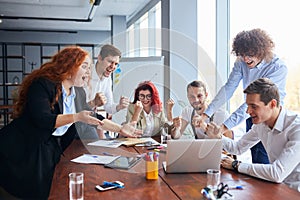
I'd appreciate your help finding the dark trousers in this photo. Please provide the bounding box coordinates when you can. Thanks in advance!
[246,117,270,164]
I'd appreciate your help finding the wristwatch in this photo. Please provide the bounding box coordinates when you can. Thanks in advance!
[232,160,241,172]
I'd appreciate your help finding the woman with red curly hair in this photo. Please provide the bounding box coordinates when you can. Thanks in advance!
[0,46,140,199]
[126,81,172,137]
[0,46,101,199]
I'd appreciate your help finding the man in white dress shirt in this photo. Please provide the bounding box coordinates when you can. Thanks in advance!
[171,80,231,139]
[85,44,129,114]
[206,78,300,192]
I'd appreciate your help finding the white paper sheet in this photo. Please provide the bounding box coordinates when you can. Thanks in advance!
[71,154,119,165]
[87,140,124,148]
[87,138,160,148]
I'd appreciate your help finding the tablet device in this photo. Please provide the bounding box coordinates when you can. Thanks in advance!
[104,156,141,169]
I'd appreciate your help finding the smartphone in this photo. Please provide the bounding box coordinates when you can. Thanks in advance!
[95,181,124,191]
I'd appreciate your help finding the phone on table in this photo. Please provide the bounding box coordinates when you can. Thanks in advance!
[95,181,124,191]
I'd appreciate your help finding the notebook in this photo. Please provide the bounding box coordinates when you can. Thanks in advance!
[163,139,222,173]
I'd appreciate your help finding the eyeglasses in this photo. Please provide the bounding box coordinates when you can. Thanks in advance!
[239,53,255,59]
[138,94,152,100]
[201,182,232,199]
[216,183,232,199]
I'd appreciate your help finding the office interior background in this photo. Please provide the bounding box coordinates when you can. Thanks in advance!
[0,0,299,128]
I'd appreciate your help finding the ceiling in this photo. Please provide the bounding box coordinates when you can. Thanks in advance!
[0,0,152,32]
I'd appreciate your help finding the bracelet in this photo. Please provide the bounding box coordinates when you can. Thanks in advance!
[232,160,241,172]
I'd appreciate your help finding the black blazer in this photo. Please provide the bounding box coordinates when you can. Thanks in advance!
[0,78,77,199]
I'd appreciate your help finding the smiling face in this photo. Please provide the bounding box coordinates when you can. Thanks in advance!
[246,93,277,127]
[138,89,152,110]
[97,55,120,78]
[240,55,261,68]
[72,56,91,87]
[187,86,208,112]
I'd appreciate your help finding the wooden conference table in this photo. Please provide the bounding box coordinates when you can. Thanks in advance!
[49,139,300,200]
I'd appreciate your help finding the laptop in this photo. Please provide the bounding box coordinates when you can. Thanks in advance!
[163,139,222,173]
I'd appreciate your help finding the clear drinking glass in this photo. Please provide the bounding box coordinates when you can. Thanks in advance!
[69,172,84,200]
[160,127,168,145]
[206,169,221,191]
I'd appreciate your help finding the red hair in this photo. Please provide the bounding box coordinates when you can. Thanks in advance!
[14,46,89,117]
[133,81,162,114]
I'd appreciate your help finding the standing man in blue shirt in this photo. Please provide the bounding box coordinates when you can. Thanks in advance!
[201,28,288,164]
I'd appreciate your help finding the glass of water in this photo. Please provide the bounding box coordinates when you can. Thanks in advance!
[69,172,84,200]
[160,127,168,145]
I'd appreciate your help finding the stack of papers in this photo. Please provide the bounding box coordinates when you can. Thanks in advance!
[71,154,119,165]
[87,137,159,148]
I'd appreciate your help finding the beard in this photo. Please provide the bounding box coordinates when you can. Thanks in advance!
[192,103,203,111]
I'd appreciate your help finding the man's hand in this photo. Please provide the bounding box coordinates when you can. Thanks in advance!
[192,114,207,131]
[171,116,182,139]
[221,156,235,170]
[94,92,107,107]
[172,116,182,129]
[120,121,142,138]
[206,122,222,139]
[220,124,234,139]
[116,96,129,111]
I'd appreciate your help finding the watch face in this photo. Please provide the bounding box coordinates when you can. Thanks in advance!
[232,160,240,171]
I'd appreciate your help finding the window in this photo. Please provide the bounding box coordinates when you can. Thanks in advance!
[126,1,161,57]
[230,0,300,113]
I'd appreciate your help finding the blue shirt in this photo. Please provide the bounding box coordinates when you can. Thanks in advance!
[52,85,76,136]
[204,55,288,129]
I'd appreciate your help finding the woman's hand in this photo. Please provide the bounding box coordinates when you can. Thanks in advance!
[166,98,175,112]
[134,101,143,115]
[166,99,175,122]
[73,110,103,126]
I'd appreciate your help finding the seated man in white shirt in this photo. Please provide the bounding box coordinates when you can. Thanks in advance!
[171,80,232,139]
[205,78,300,192]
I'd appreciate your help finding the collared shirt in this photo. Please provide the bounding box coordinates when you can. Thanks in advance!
[52,86,76,136]
[222,108,300,192]
[204,55,288,129]
[143,110,154,137]
[84,63,117,114]
[181,106,229,139]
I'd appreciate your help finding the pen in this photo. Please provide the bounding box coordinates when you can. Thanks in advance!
[153,149,166,153]
[229,185,243,190]
[147,146,163,150]
[102,152,116,156]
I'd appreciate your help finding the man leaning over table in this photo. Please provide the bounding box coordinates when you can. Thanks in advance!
[205,78,300,192]
[201,28,288,164]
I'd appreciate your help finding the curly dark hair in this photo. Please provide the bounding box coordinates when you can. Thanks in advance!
[232,28,275,62]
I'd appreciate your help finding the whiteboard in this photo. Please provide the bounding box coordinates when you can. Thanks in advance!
[112,56,164,123]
